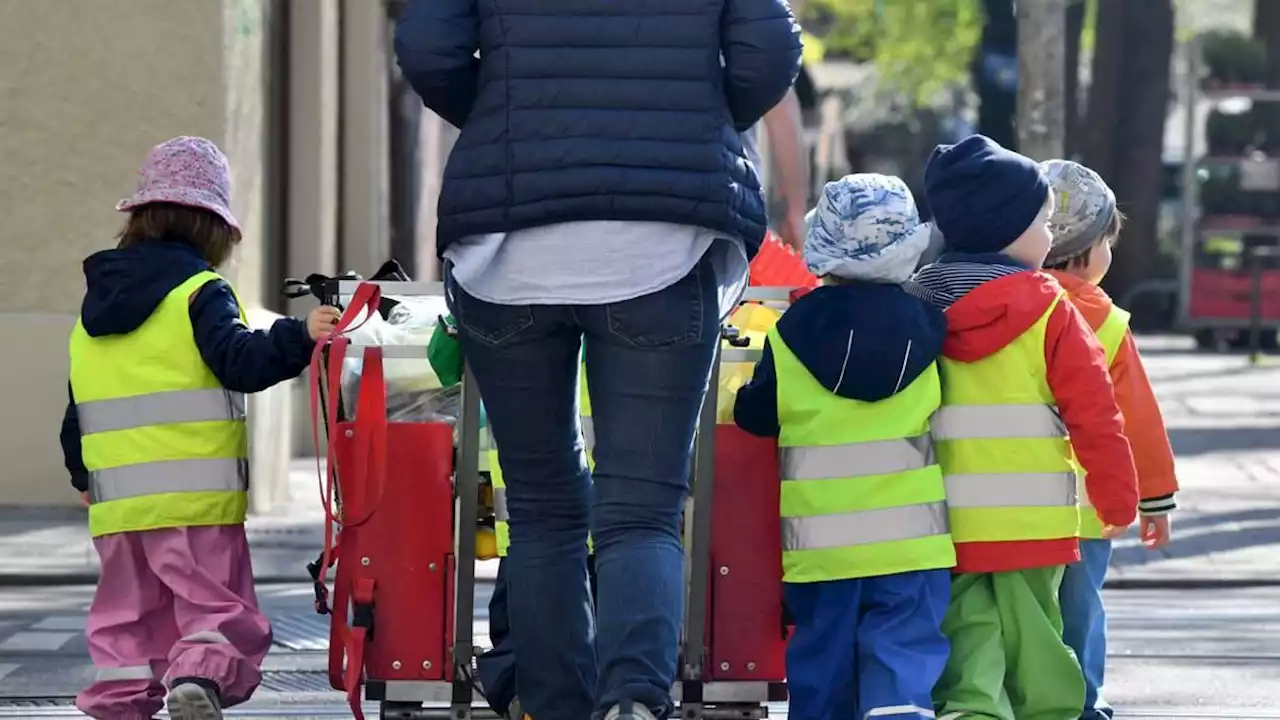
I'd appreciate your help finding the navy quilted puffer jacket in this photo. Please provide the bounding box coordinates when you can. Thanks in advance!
[394,0,803,259]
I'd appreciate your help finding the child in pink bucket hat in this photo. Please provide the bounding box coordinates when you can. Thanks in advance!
[62,136,340,720]
[115,136,243,232]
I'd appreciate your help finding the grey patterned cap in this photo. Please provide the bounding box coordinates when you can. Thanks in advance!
[1039,159,1117,265]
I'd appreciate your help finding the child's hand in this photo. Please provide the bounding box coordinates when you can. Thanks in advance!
[1141,514,1171,550]
[1099,523,1130,540]
[307,306,343,340]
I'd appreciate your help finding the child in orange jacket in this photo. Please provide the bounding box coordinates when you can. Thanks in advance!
[1040,159,1178,720]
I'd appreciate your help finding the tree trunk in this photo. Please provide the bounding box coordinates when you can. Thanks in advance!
[1016,0,1067,160]
[1255,0,1280,148]
[973,0,1018,149]
[1063,0,1086,158]
[1085,0,1175,303]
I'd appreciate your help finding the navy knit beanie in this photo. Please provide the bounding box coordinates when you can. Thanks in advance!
[923,135,1050,255]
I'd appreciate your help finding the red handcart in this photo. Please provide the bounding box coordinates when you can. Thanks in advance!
[301,278,795,719]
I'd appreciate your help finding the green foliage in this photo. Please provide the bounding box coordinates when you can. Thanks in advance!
[802,0,982,106]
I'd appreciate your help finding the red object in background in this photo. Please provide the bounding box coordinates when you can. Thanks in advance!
[1189,267,1280,320]
[706,425,789,683]
[751,232,820,289]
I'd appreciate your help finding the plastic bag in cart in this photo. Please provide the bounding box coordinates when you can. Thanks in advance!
[340,294,463,423]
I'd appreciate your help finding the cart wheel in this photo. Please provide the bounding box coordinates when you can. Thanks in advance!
[380,701,422,720]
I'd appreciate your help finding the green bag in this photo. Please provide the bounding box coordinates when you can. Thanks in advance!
[427,314,464,387]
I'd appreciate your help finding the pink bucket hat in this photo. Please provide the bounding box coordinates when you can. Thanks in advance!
[116,136,240,232]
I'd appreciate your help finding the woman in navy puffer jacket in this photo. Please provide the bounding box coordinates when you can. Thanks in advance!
[396,2,801,719]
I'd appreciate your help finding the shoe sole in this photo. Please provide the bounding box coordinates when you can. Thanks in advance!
[166,683,223,720]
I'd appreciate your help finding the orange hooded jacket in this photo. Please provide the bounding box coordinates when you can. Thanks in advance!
[1046,271,1179,509]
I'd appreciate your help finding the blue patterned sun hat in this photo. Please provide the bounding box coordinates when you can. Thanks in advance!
[804,173,931,283]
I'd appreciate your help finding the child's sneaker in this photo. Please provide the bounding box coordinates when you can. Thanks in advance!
[603,699,658,720]
[166,678,223,720]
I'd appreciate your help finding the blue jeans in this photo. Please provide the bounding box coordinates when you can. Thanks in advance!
[1060,539,1114,720]
[784,570,950,720]
[446,257,718,720]
[476,556,600,716]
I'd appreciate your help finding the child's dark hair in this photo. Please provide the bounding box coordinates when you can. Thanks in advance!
[116,202,242,267]
[1044,208,1125,271]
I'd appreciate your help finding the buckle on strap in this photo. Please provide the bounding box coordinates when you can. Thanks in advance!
[307,549,333,615]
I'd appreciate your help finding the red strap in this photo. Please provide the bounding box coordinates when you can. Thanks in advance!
[306,283,386,720]
[308,282,384,592]
[340,578,377,720]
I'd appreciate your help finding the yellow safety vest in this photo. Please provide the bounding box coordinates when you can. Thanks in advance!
[1076,304,1132,538]
[69,270,249,539]
[488,365,593,558]
[771,328,955,583]
[931,293,1081,544]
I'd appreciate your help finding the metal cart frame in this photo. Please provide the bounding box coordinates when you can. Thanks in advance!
[320,280,790,719]
[1177,33,1280,341]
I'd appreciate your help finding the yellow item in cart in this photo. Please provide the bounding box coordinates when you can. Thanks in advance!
[717,303,785,423]
[476,526,498,560]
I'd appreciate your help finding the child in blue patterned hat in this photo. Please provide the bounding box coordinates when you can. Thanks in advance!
[735,174,954,720]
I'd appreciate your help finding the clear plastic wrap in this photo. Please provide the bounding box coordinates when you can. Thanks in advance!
[339,295,462,423]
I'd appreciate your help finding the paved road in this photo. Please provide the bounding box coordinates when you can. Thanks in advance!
[2,583,1280,717]
[1,341,1277,715]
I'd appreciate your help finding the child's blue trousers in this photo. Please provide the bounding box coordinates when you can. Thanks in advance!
[1060,538,1114,720]
[783,569,951,720]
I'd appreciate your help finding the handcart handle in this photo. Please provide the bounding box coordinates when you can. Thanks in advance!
[330,279,447,302]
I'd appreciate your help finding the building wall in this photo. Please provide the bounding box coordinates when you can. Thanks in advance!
[0,0,268,505]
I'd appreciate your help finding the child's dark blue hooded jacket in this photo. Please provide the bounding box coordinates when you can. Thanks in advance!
[733,283,947,437]
[60,241,314,492]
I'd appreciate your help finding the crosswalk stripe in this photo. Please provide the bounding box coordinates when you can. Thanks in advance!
[31,616,86,632]
[0,631,76,652]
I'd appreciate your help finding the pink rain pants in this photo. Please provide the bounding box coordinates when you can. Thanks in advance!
[75,524,272,720]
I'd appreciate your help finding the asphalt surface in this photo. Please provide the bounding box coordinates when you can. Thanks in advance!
[1,584,1280,717]
[1,340,1277,716]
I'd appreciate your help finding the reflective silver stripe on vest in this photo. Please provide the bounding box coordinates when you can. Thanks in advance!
[781,434,933,481]
[89,457,249,503]
[782,501,948,551]
[494,487,508,522]
[94,665,154,682]
[944,472,1077,508]
[930,404,1065,441]
[1078,474,1095,509]
[77,388,246,435]
[866,704,937,719]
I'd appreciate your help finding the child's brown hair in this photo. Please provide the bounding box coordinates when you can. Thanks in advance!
[1043,208,1125,272]
[117,202,242,267]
